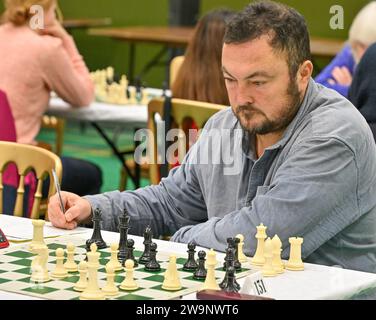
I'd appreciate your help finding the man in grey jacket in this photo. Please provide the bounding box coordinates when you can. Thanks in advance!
[48,1,376,273]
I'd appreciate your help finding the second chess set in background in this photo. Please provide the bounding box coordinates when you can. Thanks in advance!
[90,67,158,106]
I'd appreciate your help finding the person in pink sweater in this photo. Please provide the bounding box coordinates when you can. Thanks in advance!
[0,0,102,215]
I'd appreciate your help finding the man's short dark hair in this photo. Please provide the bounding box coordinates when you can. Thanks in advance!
[224,1,311,80]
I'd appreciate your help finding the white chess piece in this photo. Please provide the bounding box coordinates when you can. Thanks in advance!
[29,219,46,252]
[107,243,122,271]
[262,238,277,277]
[162,255,181,291]
[102,263,119,297]
[251,223,267,266]
[128,87,137,104]
[30,245,50,283]
[140,88,149,105]
[236,234,248,263]
[285,237,304,271]
[64,243,78,272]
[202,249,219,291]
[120,259,138,291]
[80,243,105,300]
[74,261,88,292]
[51,248,68,278]
[271,235,284,274]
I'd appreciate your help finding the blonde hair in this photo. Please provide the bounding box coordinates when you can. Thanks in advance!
[2,0,56,26]
[349,1,376,47]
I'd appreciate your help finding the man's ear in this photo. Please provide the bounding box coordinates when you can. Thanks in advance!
[297,60,313,88]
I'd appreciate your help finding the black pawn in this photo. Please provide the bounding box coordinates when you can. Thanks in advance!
[222,266,239,293]
[193,251,207,280]
[139,226,153,265]
[86,208,107,251]
[183,242,198,271]
[145,242,161,271]
[124,238,138,267]
[118,209,130,266]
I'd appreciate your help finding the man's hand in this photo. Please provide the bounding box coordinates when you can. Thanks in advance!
[328,66,353,86]
[48,191,92,230]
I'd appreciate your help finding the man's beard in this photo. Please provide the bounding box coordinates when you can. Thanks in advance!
[234,78,302,135]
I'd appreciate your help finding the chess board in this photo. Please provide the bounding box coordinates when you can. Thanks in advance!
[0,236,256,300]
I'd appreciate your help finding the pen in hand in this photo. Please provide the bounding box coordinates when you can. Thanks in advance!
[52,169,66,214]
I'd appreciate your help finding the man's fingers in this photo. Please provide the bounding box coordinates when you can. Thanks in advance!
[65,206,81,222]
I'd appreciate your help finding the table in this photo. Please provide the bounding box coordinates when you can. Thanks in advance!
[1,215,376,300]
[62,18,112,31]
[47,87,166,189]
[88,26,194,84]
[88,26,346,82]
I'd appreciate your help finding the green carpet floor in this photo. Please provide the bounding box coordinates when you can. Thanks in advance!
[36,121,150,192]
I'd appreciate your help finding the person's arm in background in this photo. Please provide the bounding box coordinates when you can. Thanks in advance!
[315,44,355,97]
[39,21,94,106]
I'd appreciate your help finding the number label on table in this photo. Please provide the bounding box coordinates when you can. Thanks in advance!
[240,271,270,297]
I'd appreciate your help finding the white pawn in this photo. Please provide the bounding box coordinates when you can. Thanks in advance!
[120,259,138,291]
[162,255,181,291]
[31,245,50,283]
[74,261,88,292]
[202,249,219,291]
[262,238,277,277]
[271,235,284,274]
[286,237,304,271]
[108,243,122,271]
[236,234,248,263]
[140,88,149,105]
[51,248,68,279]
[102,263,119,297]
[128,87,137,104]
[251,223,267,266]
[80,243,105,300]
[64,243,78,272]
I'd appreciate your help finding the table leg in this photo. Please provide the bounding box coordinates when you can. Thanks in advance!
[90,122,139,189]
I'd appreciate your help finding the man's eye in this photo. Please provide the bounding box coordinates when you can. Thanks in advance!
[254,81,265,86]
[224,78,235,83]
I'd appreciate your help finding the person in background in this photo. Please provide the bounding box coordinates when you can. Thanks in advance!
[348,43,376,140]
[171,8,234,106]
[315,1,376,97]
[0,0,102,214]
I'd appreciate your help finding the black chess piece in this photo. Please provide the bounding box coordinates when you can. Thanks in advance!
[222,266,239,293]
[183,242,199,271]
[223,238,241,271]
[118,209,130,266]
[233,237,242,271]
[86,208,107,251]
[223,238,235,270]
[193,250,207,280]
[144,242,161,271]
[220,247,240,290]
[125,238,138,267]
[139,226,153,265]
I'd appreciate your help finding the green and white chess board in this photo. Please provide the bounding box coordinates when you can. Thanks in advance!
[0,235,256,300]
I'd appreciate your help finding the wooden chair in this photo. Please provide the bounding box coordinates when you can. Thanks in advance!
[147,97,226,185]
[40,115,65,156]
[0,141,63,219]
[169,55,184,87]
